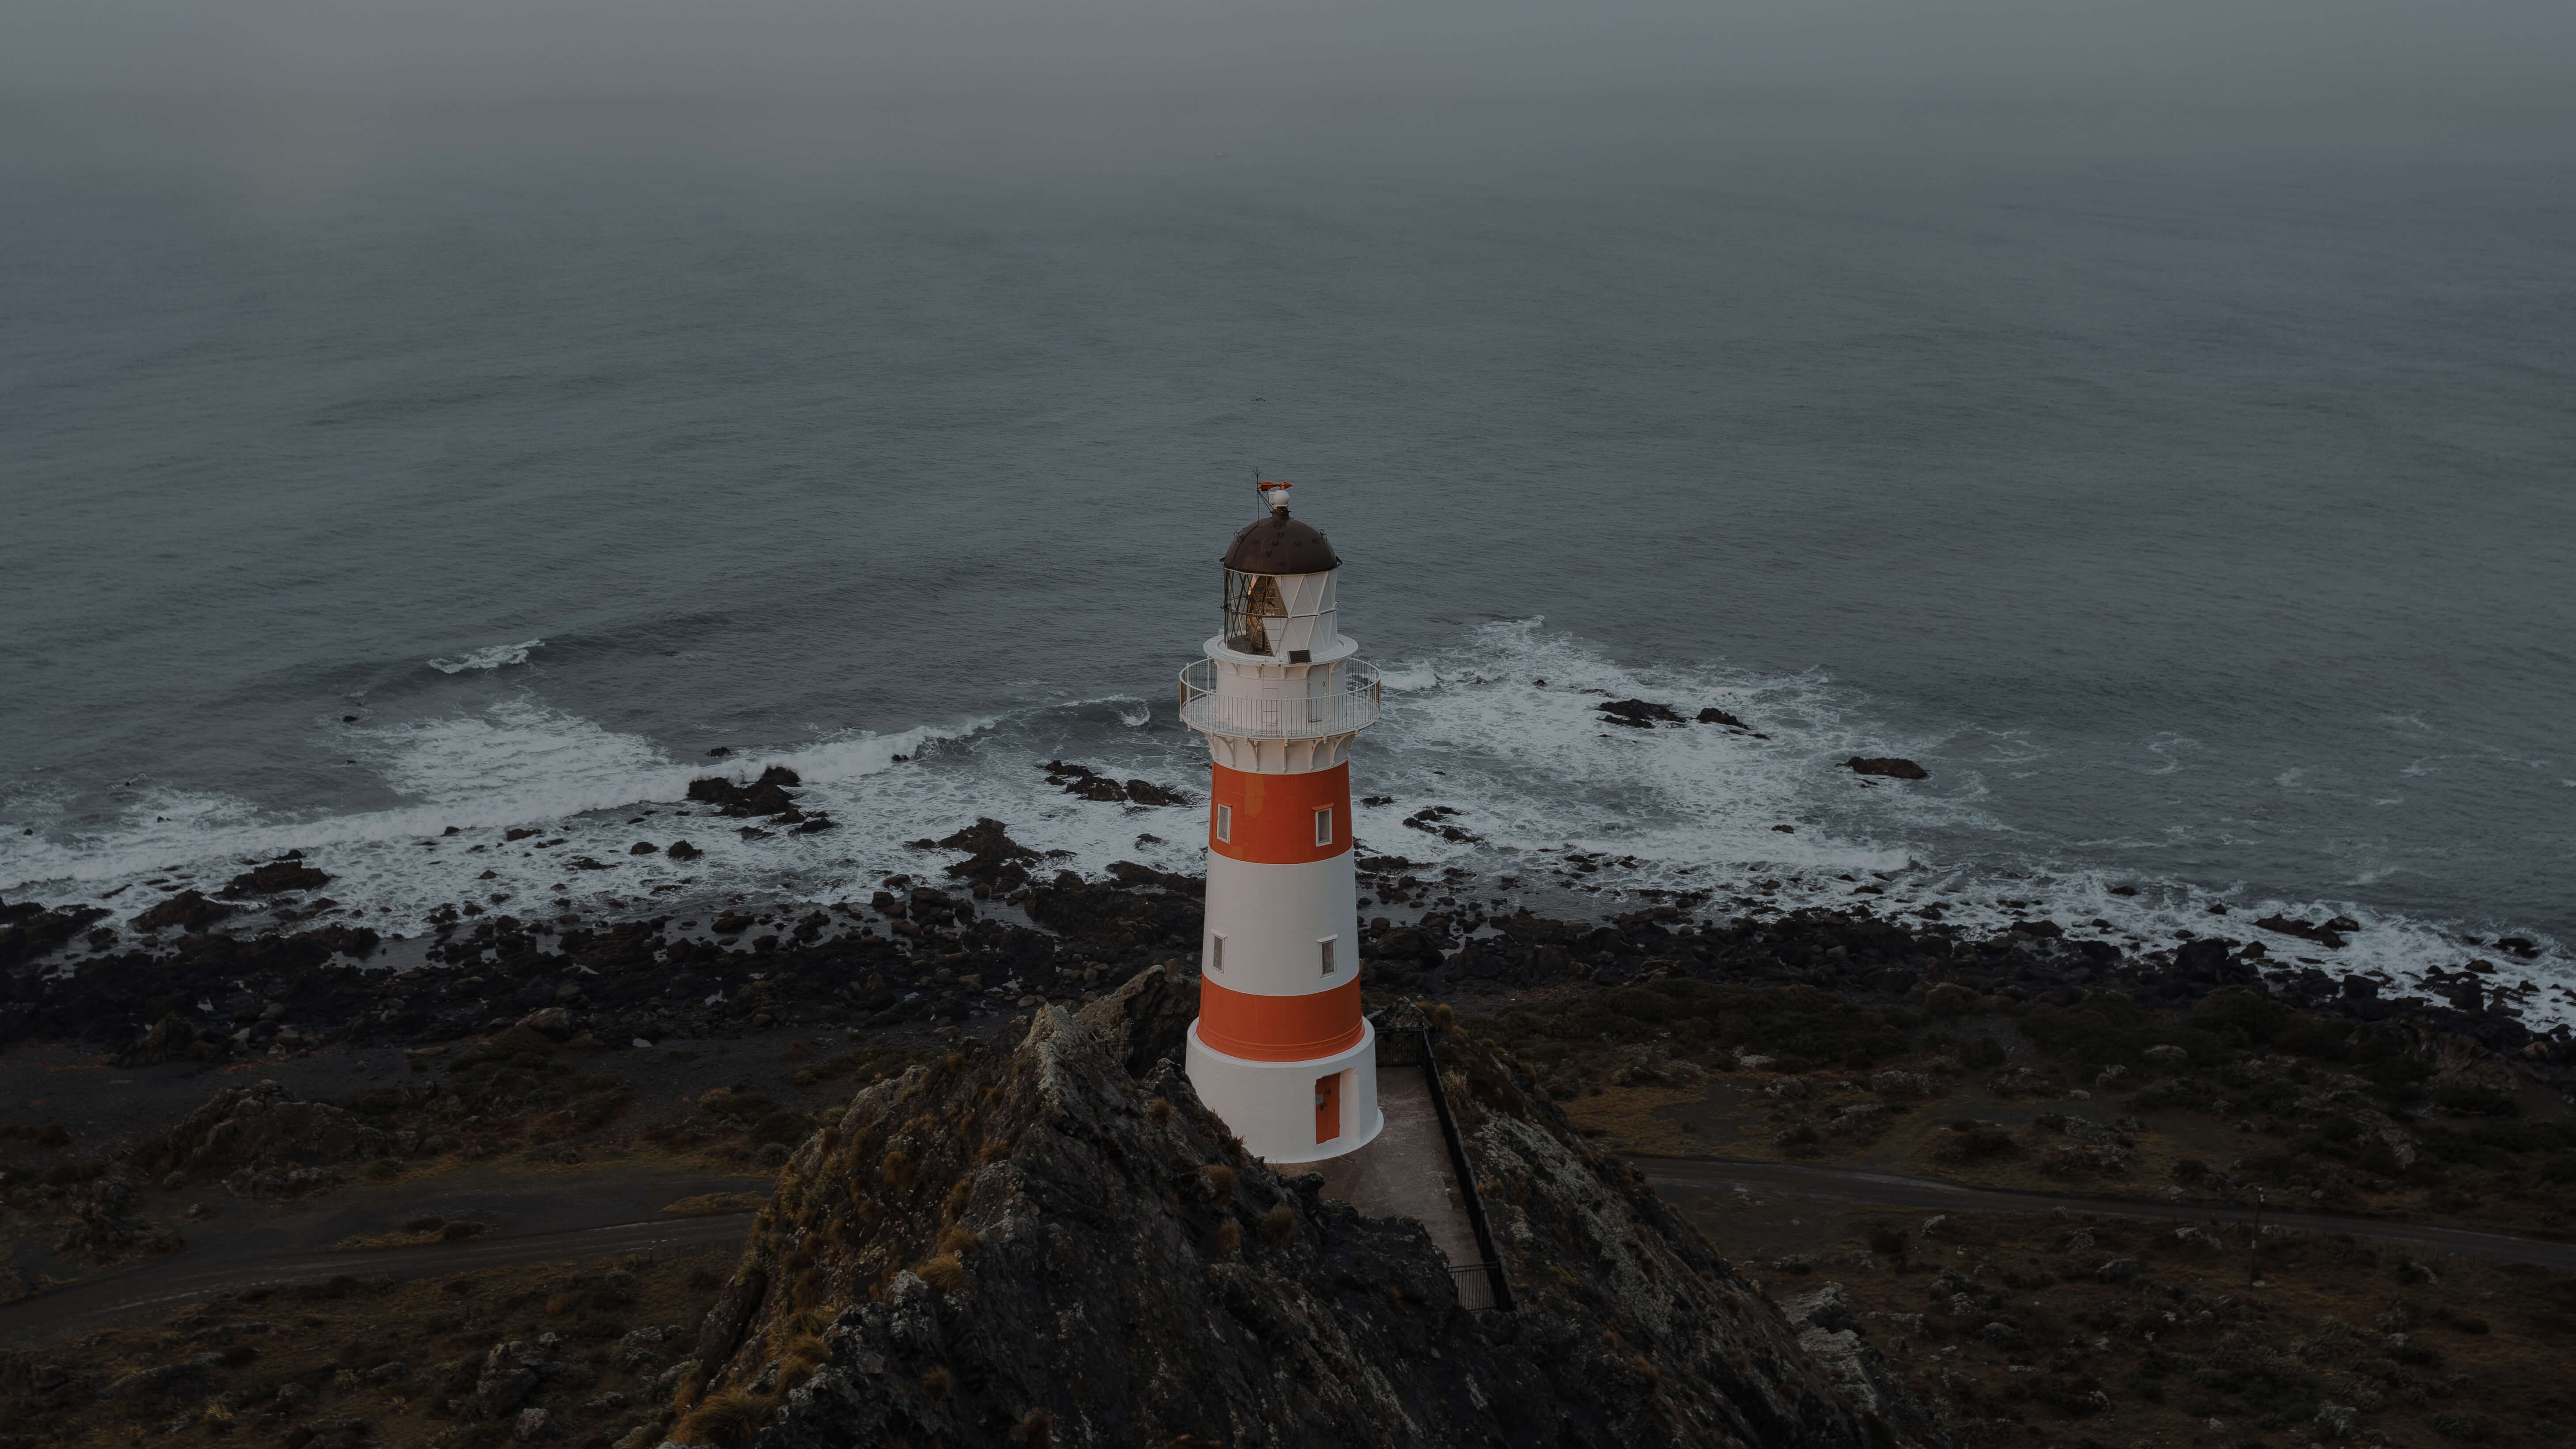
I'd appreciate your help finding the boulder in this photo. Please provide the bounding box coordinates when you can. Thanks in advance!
[475,1340,548,1418]
[218,857,332,898]
[115,1013,205,1067]
[1594,699,1684,727]
[131,890,235,934]
[1843,757,1929,781]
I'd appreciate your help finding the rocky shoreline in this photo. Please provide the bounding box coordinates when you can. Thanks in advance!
[4,807,2568,1077]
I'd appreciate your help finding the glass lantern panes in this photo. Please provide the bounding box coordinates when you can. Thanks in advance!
[1223,570,1285,655]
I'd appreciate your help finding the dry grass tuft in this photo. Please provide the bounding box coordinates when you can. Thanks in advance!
[915,1253,968,1293]
[1018,1407,1055,1445]
[1211,1219,1241,1254]
[937,1224,982,1255]
[1258,1203,1297,1249]
[881,1147,915,1190]
[1629,1353,1660,1389]
[1149,1097,1174,1125]
[922,1364,954,1399]
[676,1388,775,1445]
[944,1179,973,1218]
[1202,1163,1236,1200]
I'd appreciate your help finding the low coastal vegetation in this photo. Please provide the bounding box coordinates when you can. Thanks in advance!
[1683,1200,2576,1449]
[0,1245,740,1449]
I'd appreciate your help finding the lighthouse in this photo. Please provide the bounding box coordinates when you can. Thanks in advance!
[1178,482,1384,1164]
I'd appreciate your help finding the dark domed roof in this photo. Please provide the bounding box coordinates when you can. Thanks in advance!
[1223,509,1341,574]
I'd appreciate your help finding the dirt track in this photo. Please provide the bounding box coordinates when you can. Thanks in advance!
[8,1153,2571,1343]
[1639,1155,2576,1271]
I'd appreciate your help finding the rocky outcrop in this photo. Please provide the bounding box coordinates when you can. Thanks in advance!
[217,854,331,898]
[0,900,110,967]
[1069,960,1195,1074]
[136,1081,389,1184]
[131,890,235,934]
[1596,698,1685,727]
[666,979,1944,1449]
[1781,1283,1935,1436]
[1843,757,1929,781]
[1037,760,1191,806]
[688,767,807,819]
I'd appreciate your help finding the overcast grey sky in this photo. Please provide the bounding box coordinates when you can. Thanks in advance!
[8,0,2574,107]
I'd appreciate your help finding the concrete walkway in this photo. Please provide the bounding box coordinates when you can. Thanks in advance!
[1316,1067,1495,1310]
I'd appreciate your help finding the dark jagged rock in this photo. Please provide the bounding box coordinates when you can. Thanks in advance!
[932,818,1040,888]
[681,993,1942,1449]
[132,890,235,934]
[0,900,110,966]
[1105,859,1203,897]
[1070,961,1197,1074]
[1595,698,1685,727]
[688,766,806,818]
[1843,757,1929,781]
[1697,707,1749,728]
[1036,759,1185,806]
[667,840,704,861]
[217,856,331,898]
[2256,914,2349,950]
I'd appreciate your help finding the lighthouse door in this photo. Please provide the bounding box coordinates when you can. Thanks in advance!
[1313,1073,1341,1144]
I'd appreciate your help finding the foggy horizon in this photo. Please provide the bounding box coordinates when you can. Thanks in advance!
[12,0,2576,112]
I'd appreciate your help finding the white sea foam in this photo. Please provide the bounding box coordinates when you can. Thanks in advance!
[427,639,544,673]
[3,621,2564,1025]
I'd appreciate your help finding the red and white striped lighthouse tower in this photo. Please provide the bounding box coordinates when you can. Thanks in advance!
[1179,482,1384,1163]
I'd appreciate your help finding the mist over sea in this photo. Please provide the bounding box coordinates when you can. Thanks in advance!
[3,101,2570,1012]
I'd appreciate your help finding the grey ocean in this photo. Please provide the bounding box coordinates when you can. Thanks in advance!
[4,104,2570,1008]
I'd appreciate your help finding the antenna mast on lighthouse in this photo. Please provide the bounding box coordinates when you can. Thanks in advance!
[1176,480,1385,1162]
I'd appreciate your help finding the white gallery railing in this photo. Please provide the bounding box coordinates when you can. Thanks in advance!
[1179,658,1381,739]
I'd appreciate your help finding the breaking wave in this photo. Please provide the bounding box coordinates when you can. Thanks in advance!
[427,639,544,673]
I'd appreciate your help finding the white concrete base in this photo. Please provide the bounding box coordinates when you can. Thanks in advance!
[1186,1019,1383,1165]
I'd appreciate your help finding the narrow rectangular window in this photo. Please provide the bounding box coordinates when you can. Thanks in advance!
[1313,806,1332,847]
[1215,804,1232,843]
[1209,935,1224,972]
[1319,935,1337,976]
